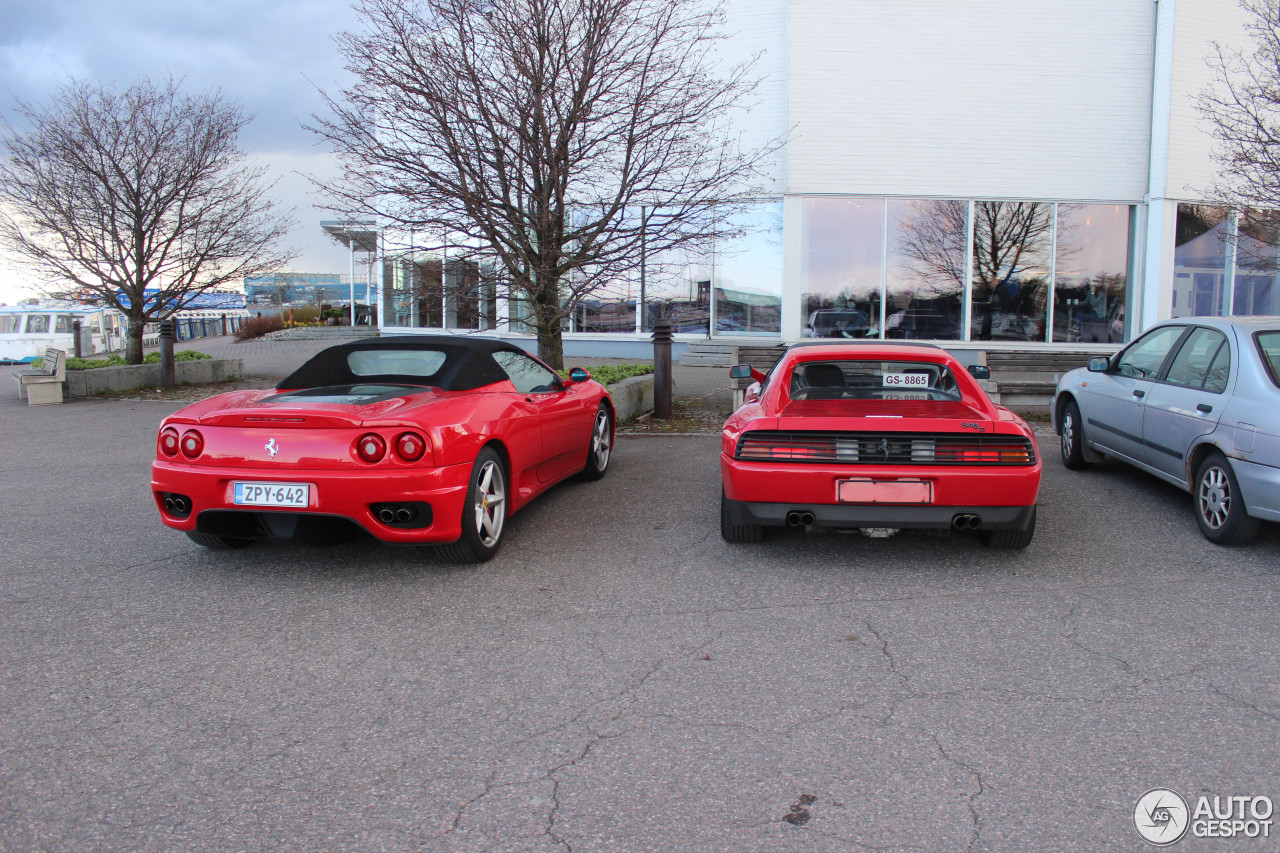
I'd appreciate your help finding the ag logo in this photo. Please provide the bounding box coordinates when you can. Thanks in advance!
[1134,789,1190,845]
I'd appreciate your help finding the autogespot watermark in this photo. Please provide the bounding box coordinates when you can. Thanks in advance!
[1134,788,1274,845]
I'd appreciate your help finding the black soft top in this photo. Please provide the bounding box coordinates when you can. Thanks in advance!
[277,336,526,391]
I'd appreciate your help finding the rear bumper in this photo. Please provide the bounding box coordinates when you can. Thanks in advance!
[721,453,1040,530]
[1233,457,1280,523]
[722,494,1036,531]
[151,459,472,543]
[721,455,1041,506]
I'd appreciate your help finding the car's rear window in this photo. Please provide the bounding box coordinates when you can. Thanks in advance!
[788,360,962,401]
[1256,331,1280,388]
[348,349,448,377]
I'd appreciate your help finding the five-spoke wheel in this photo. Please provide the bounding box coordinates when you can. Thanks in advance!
[578,403,613,481]
[439,447,508,563]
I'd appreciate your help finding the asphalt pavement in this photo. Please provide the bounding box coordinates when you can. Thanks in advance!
[2,335,1278,852]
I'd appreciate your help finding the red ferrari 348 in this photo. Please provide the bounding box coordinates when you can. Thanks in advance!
[152,337,614,562]
[720,342,1041,548]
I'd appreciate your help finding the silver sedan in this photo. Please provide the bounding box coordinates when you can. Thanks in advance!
[1051,316,1280,545]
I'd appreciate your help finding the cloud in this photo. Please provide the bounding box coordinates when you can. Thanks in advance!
[1,0,359,149]
[0,0,367,296]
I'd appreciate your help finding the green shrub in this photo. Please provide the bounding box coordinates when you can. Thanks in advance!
[57,350,212,370]
[559,363,653,387]
[143,350,211,363]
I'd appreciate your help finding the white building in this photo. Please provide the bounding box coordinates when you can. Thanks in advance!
[373,0,1277,354]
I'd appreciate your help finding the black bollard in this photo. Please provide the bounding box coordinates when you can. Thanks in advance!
[73,320,83,358]
[159,319,176,390]
[652,318,673,419]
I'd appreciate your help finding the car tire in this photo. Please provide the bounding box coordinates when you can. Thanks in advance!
[438,447,507,563]
[1060,399,1089,470]
[720,488,764,543]
[980,507,1036,550]
[1194,452,1261,546]
[186,532,253,549]
[576,403,613,481]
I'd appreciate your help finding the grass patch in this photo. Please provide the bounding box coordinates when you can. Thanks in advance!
[559,363,653,387]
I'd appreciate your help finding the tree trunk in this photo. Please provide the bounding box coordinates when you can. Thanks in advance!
[536,315,565,371]
[125,311,145,364]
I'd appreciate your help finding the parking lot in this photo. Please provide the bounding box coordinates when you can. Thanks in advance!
[3,373,1279,851]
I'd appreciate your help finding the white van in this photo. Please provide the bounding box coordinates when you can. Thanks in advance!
[0,302,126,363]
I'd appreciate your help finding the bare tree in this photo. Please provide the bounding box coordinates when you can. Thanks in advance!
[311,0,776,368]
[1198,0,1280,216]
[0,78,295,362]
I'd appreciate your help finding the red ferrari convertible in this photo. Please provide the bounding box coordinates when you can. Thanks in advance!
[152,337,614,562]
[721,343,1041,548]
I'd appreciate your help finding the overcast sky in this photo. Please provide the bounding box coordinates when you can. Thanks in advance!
[0,0,366,303]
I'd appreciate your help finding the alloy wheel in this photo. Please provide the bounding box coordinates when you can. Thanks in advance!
[592,409,612,470]
[1198,465,1231,530]
[473,459,506,547]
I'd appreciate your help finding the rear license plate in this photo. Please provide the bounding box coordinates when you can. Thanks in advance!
[233,482,310,508]
[837,479,932,504]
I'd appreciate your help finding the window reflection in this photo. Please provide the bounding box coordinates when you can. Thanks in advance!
[802,199,883,337]
[1054,204,1131,342]
[1236,209,1280,316]
[886,199,965,340]
[966,202,1052,342]
[714,204,783,335]
[643,243,711,333]
[1173,204,1230,318]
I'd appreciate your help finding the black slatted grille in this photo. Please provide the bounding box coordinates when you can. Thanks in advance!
[735,431,1036,466]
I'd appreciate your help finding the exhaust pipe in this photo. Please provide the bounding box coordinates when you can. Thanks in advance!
[164,497,176,512]
[786,510,817,527]
[395,507,414,523]
[952,514,982,529]
[171,496,188,514]
[378,508,396,524]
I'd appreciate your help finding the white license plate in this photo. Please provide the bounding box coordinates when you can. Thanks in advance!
[882,373,930,388]
[233,482,310,508]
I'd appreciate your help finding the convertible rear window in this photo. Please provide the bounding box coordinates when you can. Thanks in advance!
[348,349,447,377]
[788,360,962,401]
[1256,331,1280,388]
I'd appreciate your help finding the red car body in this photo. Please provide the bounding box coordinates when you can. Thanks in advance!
[151,337,614,561]
[720,343,1041,548]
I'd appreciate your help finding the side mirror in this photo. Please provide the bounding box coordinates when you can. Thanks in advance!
[967,365,991,380]
[730,363,765,382]
[1088,356,1110,373]
[567,367,591,384]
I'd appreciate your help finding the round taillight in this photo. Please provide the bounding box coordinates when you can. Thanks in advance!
[395,431,426,462]
[356,433,386,464]
[159,428,180,456]
[180,429,204,459]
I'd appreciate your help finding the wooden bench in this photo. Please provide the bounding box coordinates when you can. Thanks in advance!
[15,348,66,406]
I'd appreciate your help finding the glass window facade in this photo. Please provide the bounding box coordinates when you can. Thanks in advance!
[1234,209,1280,316]
[1172,204,1230,318]
[802,198,883,338]
[714,204,783,335]
[886,199,966,340]
[968,201,1053,342]
[1054,204,1132,342]
[375,197,1140,341]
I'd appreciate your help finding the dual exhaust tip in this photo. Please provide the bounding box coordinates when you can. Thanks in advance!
[785,510,982,530]
[378,506,417,524]
[785,510,816,527]
[163,494,191,516]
